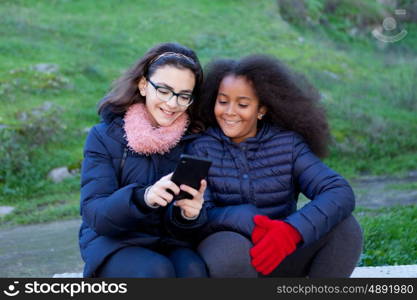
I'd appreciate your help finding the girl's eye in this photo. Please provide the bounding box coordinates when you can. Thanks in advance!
[217,99,227,104]
[158,89,171,95]
[179,94,192,101]
[239,104,249,108]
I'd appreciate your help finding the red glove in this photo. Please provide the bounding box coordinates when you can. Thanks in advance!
[250,215,302,275]
[251,217,269,244]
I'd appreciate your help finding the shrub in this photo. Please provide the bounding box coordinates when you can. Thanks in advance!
[0,64,71,103]
[0,103,66,188]
[277,0,394,42]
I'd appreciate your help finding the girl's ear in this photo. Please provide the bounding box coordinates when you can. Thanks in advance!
[258,105,267,120]
[138,77,147,97]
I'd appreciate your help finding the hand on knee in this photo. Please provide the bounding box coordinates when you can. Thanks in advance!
[250,215,302,275]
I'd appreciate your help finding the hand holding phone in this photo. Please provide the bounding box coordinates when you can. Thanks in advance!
[169,154,212,200]
[174,179,207,219]
[145,172,180,207]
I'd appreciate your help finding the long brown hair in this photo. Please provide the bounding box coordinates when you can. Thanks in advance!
[98,42,203,132]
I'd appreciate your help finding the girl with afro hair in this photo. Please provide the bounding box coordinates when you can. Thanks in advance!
[188,55,363,277]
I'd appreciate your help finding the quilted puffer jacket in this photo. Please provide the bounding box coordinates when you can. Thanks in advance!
[79,106,206,277]
[186,122,355,247]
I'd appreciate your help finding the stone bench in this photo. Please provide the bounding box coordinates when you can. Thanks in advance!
[350,265,417,278]
[53,265,417,278]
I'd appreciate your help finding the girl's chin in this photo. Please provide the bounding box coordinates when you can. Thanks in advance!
[155,120,174,127]
[154,113,180,127]
[220,127,239,138]
[156,117,179,127]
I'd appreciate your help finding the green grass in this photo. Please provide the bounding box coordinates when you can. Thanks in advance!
[0,182,80,227]
[354,205,417,266]
[0,0,416,266]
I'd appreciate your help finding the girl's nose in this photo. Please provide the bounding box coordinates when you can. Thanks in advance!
[225,103,236,115]
[165,96,178,108]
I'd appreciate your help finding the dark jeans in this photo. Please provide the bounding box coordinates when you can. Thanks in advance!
[197,215,363,278]
[96,246,208,278]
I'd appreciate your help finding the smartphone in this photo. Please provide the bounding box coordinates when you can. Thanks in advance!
[169,154,212,200]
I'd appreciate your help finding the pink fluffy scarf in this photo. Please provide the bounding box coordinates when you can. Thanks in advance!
[123,103,189,155]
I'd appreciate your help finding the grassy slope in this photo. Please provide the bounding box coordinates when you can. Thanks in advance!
[0,0,416,265]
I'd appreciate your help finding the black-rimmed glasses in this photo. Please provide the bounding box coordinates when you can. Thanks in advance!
[147,79,193,107]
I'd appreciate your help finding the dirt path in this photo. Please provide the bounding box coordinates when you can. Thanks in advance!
[351,173,417,209]
[295,173,417,209]
[0,219,83,277]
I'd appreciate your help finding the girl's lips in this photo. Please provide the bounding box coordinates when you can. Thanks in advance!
[223,119,241,125]
[160,107,176,116]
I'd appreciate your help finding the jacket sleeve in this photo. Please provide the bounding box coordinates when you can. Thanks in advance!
[163,203,208,240]
[284,134,355,246]
[202,202,260,240]
[80,126,158,237]
[186,140,261,240]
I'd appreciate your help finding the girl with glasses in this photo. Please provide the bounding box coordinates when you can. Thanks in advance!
[79,42,208,278]
[188,55,363,277]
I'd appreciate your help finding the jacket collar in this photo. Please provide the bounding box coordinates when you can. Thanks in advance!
[106,117,127,145]
[100,103,124,124]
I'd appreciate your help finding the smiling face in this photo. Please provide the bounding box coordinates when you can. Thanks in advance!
[214,75,267,143]
[138,65,195,127]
